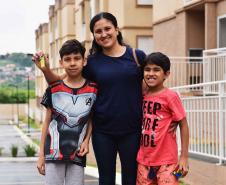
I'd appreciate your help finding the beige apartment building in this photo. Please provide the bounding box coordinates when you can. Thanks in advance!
[153,0,226,57]
[35,23,49,112]
[34,0,153,122]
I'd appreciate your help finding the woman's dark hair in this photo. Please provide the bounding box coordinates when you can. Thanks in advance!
[89,12,126,55]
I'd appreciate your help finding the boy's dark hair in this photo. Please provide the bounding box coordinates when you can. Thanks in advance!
[142,52,171,73]
[59,39,86,59]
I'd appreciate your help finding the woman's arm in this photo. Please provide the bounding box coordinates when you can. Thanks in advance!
[32,52,65,83]
[77,119,92,156]
[37,108,51,175]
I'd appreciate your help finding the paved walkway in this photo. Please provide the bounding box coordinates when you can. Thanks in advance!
[0,124,28,157]
[183,156,226,185]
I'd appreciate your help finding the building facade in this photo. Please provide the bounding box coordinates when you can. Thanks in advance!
[153,0,226,57]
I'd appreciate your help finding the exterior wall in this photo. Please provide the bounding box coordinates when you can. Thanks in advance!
[153,0,183,22]
[205,2,217,49]
[153,12,187,56]
[153,0,226,56]
[0,104,26,120]
[54,0,63,67]
[61,0,75,43]
[187,10,205,50]
[216,0,226,16]
[99,0,108,12]
[75,0,92,50]
[35,23,49,109]
[108,0,124,26]
[108,0,153,48]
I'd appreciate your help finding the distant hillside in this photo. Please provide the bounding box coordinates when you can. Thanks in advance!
[0,53,35,90]
[0,53,33,68]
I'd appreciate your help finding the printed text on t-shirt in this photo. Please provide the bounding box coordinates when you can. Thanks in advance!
[141,100,161,147]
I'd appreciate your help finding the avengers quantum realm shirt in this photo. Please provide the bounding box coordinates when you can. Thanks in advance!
[41,80,97,167]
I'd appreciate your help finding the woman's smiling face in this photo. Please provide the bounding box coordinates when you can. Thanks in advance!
[93,18,119,50]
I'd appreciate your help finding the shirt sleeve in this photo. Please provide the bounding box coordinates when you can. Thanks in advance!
[135,49,146,66]
[40,87,52,108]
[168,93,186,122]
[82,56,94,81]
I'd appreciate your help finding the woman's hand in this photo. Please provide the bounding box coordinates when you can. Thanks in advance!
[37,155,45,175]
[32,51,50,71]
[168,121,179,134]
[77,140,89,156]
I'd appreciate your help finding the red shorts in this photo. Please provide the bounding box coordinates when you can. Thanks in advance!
[136,163,179,185]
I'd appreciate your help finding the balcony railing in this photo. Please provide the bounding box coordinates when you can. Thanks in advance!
[203,48,226,83]
[171,80,226,164]
[167,57,203,87]
[168,48,226,89]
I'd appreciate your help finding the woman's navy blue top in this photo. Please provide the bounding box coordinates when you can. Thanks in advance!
[83,47,146,135]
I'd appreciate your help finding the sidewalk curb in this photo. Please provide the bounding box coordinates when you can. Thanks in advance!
[0,157,38,162]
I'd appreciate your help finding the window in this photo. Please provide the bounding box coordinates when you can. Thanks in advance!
[137,36,153,54]
[137,0,153,5]
[188,48,203,87]
[218,15,226,48]
[189,48,203,59]
[81,3,85,24]
[90,0,100,19]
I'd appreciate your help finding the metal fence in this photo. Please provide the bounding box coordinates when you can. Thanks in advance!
[203,47,226,83]
[171,80,226,164]
[167,57,203,87]
[168,48,226,88]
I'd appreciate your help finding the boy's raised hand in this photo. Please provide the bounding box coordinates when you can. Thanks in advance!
[32,51,50,71]
[37,156,45,175]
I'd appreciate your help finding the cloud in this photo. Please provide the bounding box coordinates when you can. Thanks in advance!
[0,0,54,55]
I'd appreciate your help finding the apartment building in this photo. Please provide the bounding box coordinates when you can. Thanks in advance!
[152,0,226,87]
[35,23,49,107]
[153,0,226,57]
[34,0,153,122]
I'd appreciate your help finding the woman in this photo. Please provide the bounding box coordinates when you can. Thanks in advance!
[33,12,146,185]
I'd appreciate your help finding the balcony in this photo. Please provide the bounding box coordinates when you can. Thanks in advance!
[183,0,200,5]
[168,48,226,89]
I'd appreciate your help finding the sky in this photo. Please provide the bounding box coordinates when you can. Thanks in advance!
[0,0,55,55]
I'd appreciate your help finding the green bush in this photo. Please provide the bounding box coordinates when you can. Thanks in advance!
[24,145,36,157]
[0,86,35,103]
[11,145,18,157]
